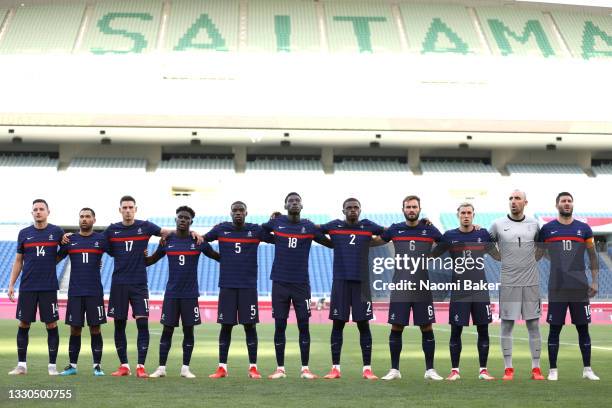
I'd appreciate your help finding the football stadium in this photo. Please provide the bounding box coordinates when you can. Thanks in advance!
[0,0,611,406]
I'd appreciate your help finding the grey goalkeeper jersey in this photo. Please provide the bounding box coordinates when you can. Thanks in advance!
[490,215,540,287]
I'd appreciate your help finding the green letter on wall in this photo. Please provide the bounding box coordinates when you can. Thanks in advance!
[488,19,555,57]
[333,16,387,53]
[422,18,470,54]
[92,13,152,54]
[175,14,227,51]
[581,21,612,60]
[275,15,291,52]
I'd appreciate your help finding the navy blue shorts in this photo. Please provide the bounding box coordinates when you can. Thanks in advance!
[547,301,591,326]
[66,295,107,327]
[329,280,373,322]
[16,291,59,323]
[107,284,149,320]
[449,301,492,326]
[217,288,258,325]
[160,297,201,327]
[271,281,311,321]
[388,300,435,326]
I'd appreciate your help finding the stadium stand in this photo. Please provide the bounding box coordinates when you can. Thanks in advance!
[592,163,612,176]
[323,0,402,53]
[420,159,497,173]
[0,153,58,168]
[439,212,505,231]
[157,156,234,170]
[247,0,320,52]
[247,157,323,171]
[506,163,585,174]
[475,6,563,57]
[0,241,68,291]
[81,0,163,55]
[0,3,84,54]
[334,157,409,172]
[69,157,147,169]
[399,2,485,55]
[164,0,240,53]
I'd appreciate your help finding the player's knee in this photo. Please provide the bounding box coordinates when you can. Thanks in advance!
[297,319,309,331]
[420,324,433,332]
[89,325,101,335]
[71,326,82,336]
[18,321,30,329]
[356,320,369,332]
[46,322,57,330]
[162,325,175,335]
[243,323,255,332]
[575,324,589,336]
[274,319,287,331]
[332,320,346,331]
[391,324,404,332]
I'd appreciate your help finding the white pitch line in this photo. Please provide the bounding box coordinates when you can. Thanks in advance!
[433,326,612,351]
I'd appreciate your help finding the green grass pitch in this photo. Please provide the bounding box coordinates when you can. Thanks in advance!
[1,320,611,407]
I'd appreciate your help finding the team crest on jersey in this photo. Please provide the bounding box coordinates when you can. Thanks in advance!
[49,234,54,240]
[422,230,427,235]
[360,225,365,229]
[190,243,195,250]
[218,313,224,320]
[577,230,582,236]
[390,313,395,320]
[477,237,482,243]
[301,227,306,234]
[94,241,99,247]
[247,231,252,237]
[137,228,143,235]
[454,314,459,322]
[333,309,338,316]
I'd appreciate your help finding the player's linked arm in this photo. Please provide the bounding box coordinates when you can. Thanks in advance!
[586,239,599,298]
[315,235,334,249]
[369,235,387,247]
[203,247,220,262]
[7,253,24,302]
[487,245,502,261]
[429,243,448,259]
[145,247,165,266]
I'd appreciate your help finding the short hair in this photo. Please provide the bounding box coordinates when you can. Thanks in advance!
[176,205,195,219]
[456,202,474,213]
[285,192,301,203]
[556,192,573,204]
[402,195,421,207]
[343,197,361,208]
[119,195,136,205]
[80,207,96,217]
[231,201,247,209]
[32,199,48,209]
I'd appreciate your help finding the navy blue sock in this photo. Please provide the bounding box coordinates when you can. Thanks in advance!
[91,333,103,365]
[219,324,233,364]
[69,334,81,365]
[136,318,149,365]
[331,320,345,365]
[576,324,591,367]
[477,325,490,368]
[449,324,462,369]
[244,324,258,365]
[389,329,403,370]
[114,320,128,364]
[548,324,562,369]
[357,321,372,366]
[182,326,194,366]
[422,329,435,370]
[17,327,29,363]
[47,327,59,365]
[159,326,174,366]
[274,319,287,367]
[297,319,310,366]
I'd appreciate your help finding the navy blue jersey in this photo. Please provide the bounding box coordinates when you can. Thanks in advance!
[205,222,270,289]
[320,219,384,281]
[380,222,442,283]
[59,232,107,297]
[105,220,161,285]
[17,224,64,291]
[539,220,593,291]
[262,216,324,284]
[438,228,492,286]
[156,234,213,298]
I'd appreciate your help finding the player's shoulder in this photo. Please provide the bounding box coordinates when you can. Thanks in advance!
[572,219,592,233]
[523,215,538,224]
[216,221,232,229]
[18,225,33,236]
[324,219,343,227]
[425,222,442,234]
[244,222,260,229]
